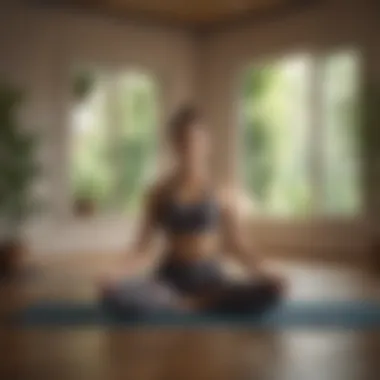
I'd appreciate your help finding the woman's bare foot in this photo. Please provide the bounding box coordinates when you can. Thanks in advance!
[269,273,288,296]
[179,296,214,311]
[178,291,224,312]
[253,267,288,296]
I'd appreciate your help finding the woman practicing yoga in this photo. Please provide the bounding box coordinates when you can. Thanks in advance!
[101,106,285,317]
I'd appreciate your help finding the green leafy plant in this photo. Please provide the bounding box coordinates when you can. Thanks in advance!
[362,84,380,160]
[0,81,39,240]
[361,83,380,215]
[73,175,100,203]
[72,70,95,102]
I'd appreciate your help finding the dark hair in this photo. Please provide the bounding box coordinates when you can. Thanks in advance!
[168,105,202,143]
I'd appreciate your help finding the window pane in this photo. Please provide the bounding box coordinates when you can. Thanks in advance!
[70,69,157,216]
[321,52,361,215]
[115,72,158,214]
[241,56,312,217]
[70,71,113,213]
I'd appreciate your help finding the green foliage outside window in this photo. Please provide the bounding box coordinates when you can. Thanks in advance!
[242,53,360,217]
[70,70,157,216]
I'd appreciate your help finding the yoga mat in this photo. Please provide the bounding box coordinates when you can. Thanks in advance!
[12,300,380,329]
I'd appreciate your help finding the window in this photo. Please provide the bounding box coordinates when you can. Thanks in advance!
[321,53,361,215]
[70,68,158,216]
[241,51,361,218]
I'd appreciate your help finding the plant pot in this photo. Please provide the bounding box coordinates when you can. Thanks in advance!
[74,198,96,217]
[371,236,380,276]
[0,240,23,277]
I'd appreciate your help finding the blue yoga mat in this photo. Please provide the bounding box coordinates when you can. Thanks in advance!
[13,300,380,328]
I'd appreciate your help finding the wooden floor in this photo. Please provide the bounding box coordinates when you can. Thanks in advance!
[1,254,380,380]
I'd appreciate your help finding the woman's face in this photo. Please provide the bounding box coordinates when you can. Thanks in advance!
[175,123,210,173]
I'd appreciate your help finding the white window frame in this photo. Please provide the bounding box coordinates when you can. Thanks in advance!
[238,48,364,222]
[67,63,161,220]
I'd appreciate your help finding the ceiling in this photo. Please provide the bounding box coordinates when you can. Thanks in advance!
[26,0,314,30]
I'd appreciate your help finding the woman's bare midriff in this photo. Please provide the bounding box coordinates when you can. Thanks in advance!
[164,232,220,263]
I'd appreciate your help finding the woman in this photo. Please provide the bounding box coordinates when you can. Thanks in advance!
[101,106,285,317]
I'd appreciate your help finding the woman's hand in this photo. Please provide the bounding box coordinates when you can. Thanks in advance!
[249,264,288,295]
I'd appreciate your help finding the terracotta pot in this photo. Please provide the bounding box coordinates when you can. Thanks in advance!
[74,198,96,217]
[0,240,23,277]
[372,238,380,275]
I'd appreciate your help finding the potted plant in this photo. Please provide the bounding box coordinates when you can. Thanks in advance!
[73,176,98,217]
[72,70,95,103]
[0,82,39,277]
[362,83,380,274]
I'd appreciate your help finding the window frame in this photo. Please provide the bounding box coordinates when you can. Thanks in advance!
[237,47,364,222]
[67,63,161,219]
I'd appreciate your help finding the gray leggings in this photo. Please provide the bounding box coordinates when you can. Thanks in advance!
[102,259,282,318]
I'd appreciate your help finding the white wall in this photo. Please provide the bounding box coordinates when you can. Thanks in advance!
[0,3,198,254]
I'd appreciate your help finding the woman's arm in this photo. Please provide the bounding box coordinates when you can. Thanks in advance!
[218,188,287,292]
[124,184,162,271]
[219,188,262,273]
[99,184,163,287]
